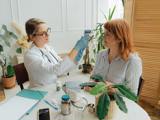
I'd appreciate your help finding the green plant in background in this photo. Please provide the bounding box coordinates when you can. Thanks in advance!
[0,25,17,77]
[11,21,29,54]
[0,25,17,47]
[80,74,138,120]
[88,5,116,65]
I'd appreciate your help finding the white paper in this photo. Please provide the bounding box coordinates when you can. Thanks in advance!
[0,96,38,120]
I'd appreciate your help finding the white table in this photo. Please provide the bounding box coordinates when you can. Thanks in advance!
[2,70,151,120]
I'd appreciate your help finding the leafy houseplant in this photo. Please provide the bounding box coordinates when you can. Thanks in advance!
[80,75,138,120]
[0,25,17,88]
[82,33,94,74]
[11,21,29,54]
[82,5,116,69]
[11,21,29,64]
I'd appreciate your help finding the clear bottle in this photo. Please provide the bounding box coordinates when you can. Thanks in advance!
[61,94,71,115]
[56,81,61,91]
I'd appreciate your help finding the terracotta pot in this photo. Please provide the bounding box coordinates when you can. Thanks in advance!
[2,75,16,89]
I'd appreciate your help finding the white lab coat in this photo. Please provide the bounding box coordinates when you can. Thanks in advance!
[24,44,76,88]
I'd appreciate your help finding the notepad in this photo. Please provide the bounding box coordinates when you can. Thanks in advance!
[17,89,48,100]
[0,96,38,120]
[0,89,48,120]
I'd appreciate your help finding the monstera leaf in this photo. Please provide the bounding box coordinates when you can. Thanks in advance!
[0,24,18,47]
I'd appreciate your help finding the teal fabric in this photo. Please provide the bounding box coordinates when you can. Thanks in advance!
[16,89,48,100]
[74,48,85,62]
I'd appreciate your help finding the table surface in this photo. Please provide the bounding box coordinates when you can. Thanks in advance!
[1,70,151,120]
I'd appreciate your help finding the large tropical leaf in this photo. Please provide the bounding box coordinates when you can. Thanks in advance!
[113,93,127,113]
[90,74,105,82]
[113,84,138,102]
[96,93,110,120]
[90,82,106,95]
[79,82,97,88]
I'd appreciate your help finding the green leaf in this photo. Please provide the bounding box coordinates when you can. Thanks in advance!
[7,64,15,77]
[121,0,125,6]
[90,74,105,82]
[0,44,3,52]
[113,84,138,102]
[80,82,97,88]
[90,82,106,95]
[16,47,22,54]
[96,93,110,120]
[108,5,116,20]
[100,10,108,20]
[113,93,128,113]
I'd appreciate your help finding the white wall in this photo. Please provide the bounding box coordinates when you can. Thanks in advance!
[0,0,123,53]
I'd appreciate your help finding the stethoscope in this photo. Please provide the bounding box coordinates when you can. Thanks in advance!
[40,48,70,76]
[40,49,59,63]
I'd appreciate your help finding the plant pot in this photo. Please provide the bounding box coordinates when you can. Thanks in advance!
[0,83,5,101]
[2,75,16,89]
[82,64,93,73]
[95,94,127,120]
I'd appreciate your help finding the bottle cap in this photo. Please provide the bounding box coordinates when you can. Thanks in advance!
[62,94,70,101]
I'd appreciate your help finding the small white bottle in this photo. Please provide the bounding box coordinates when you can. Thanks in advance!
[56,81,61,91]
[61,94,71,115]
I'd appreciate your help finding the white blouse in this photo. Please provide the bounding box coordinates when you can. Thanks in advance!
[93,49,142,95]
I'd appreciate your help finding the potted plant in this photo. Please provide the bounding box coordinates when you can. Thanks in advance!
[0,24,17,88]
[11,21,29,63]
[81,30,94,73]
[81,5,116,72]
[80,75,138,120]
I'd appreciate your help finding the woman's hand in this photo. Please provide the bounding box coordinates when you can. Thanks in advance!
[105,81,117,94]
[105,81,113,87]
[83,79,96,92]
[84,86,92,92]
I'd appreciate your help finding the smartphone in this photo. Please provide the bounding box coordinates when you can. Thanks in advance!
[38,108,50,120]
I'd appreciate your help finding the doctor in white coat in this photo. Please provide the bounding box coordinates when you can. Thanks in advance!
[24,18,88,88]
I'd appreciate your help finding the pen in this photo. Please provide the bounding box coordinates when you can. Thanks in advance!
[43,99,58,111]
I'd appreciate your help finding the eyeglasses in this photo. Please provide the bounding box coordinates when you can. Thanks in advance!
[33,28,51,37]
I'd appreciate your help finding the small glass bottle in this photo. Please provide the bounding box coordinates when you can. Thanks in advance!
[61,94,71,115]
[56,81,61,91]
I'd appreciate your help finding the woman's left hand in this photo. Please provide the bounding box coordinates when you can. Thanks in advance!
[105,81,113,87]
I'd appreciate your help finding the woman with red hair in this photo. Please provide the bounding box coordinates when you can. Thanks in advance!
[92,19,142,95]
